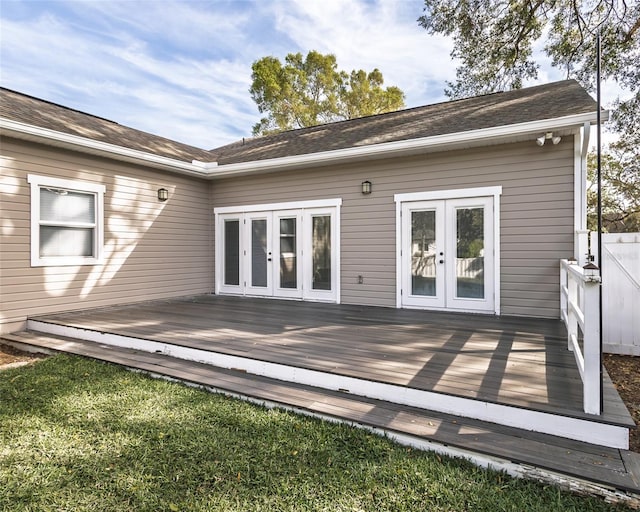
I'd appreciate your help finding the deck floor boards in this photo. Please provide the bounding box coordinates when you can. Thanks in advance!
[31,294,632,425]
[3,329,639,495]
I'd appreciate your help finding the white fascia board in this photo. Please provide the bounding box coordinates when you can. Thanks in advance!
[2,110,606,180]
[0,118,207,177]
[203,111,605,178]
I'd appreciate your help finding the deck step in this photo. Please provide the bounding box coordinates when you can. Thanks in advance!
[2,329,640,498]
[23,318,634,450]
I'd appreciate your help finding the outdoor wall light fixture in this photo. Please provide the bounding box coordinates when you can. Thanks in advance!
[361,180,372,195]
[157,188,169,201]
[536,132,562,146]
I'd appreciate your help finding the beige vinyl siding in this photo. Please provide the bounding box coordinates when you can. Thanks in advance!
[211,138,575,318]
[0,138,213,333]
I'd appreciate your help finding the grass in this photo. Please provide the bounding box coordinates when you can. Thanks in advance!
[0,355,633,511]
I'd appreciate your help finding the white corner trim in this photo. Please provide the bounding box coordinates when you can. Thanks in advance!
[573,125,590,261]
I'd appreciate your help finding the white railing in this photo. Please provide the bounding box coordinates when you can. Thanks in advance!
[560,259,602,415]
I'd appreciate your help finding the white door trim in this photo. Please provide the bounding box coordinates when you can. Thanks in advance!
[395,187,502,314]
[214,198,342,215]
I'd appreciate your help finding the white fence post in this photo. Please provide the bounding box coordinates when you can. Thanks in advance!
[567,263,579,352]
[582,275,602,415]
[576,230,590,266]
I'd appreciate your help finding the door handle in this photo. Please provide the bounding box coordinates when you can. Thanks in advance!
[439,259,444,264]
[267,258,272,262]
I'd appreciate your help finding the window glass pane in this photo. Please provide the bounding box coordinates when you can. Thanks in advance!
[40,226,94,257]
[456,207,485,299]
[312,215,331,290]
[224,220,240,286]
[411,210,436,296]
[251,219,267,287]
[279,217,297,289]
[40,189,95,223]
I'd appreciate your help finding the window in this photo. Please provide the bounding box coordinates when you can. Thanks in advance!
[28,175,105,266]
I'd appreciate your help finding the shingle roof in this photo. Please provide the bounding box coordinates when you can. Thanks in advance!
[1,80,596,167]
[209,80,597,165]
[0,88,213,163]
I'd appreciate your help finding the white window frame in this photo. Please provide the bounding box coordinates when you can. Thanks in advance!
[28,174,105,267]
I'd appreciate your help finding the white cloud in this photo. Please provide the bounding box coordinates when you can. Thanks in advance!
[1,0,457,148]
[269,0,456,107]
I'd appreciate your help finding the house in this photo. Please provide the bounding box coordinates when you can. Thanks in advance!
[5,82,640,495]
[0,80,598,335]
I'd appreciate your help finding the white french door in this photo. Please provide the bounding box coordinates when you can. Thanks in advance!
[244,211,273,296]
[401,196,495,312]
[217,205,338,302]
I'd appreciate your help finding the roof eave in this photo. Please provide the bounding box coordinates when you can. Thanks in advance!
[1,110,605,180]
[0,118,208,177]
[204,111,605,179]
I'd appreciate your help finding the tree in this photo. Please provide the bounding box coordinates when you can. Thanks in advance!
[587,149,640,232]
[249,51,405,135]
[418,1,639,232]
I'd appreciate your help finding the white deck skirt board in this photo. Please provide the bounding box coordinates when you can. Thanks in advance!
[27,319,629,449]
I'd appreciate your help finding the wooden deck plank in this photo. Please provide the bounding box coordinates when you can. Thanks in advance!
[3,330,638,494]
[30,295,632,426]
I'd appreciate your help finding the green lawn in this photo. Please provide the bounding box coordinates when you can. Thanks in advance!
[0,355,632,511]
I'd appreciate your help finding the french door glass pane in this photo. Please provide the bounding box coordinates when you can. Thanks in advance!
[411,210,437,296]
[40,226,93,257]
[455,207,484,298]
[224,219,240,286]
[251,219,267,287]
[279,218,297,288]
[312,215,331,290]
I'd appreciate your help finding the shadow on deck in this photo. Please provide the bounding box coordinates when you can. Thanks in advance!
[3,294,639,499]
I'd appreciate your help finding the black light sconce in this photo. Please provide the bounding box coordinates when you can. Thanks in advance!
[361,180,372,195]
[157,188,169,201]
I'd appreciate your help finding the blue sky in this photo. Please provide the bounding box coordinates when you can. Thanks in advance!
[1,0,572,149]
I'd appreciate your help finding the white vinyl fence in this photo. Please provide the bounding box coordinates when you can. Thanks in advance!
[591,232,640,355]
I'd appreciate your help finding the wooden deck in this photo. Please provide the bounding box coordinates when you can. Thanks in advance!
[26,294,629,425]
[3,294,639,499]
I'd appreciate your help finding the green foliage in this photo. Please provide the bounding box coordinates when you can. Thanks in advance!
[587,148,640,232]
[250,51,405,135]
[418,1,639,102]
[419,0,639,233]
[0,355,629,511]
